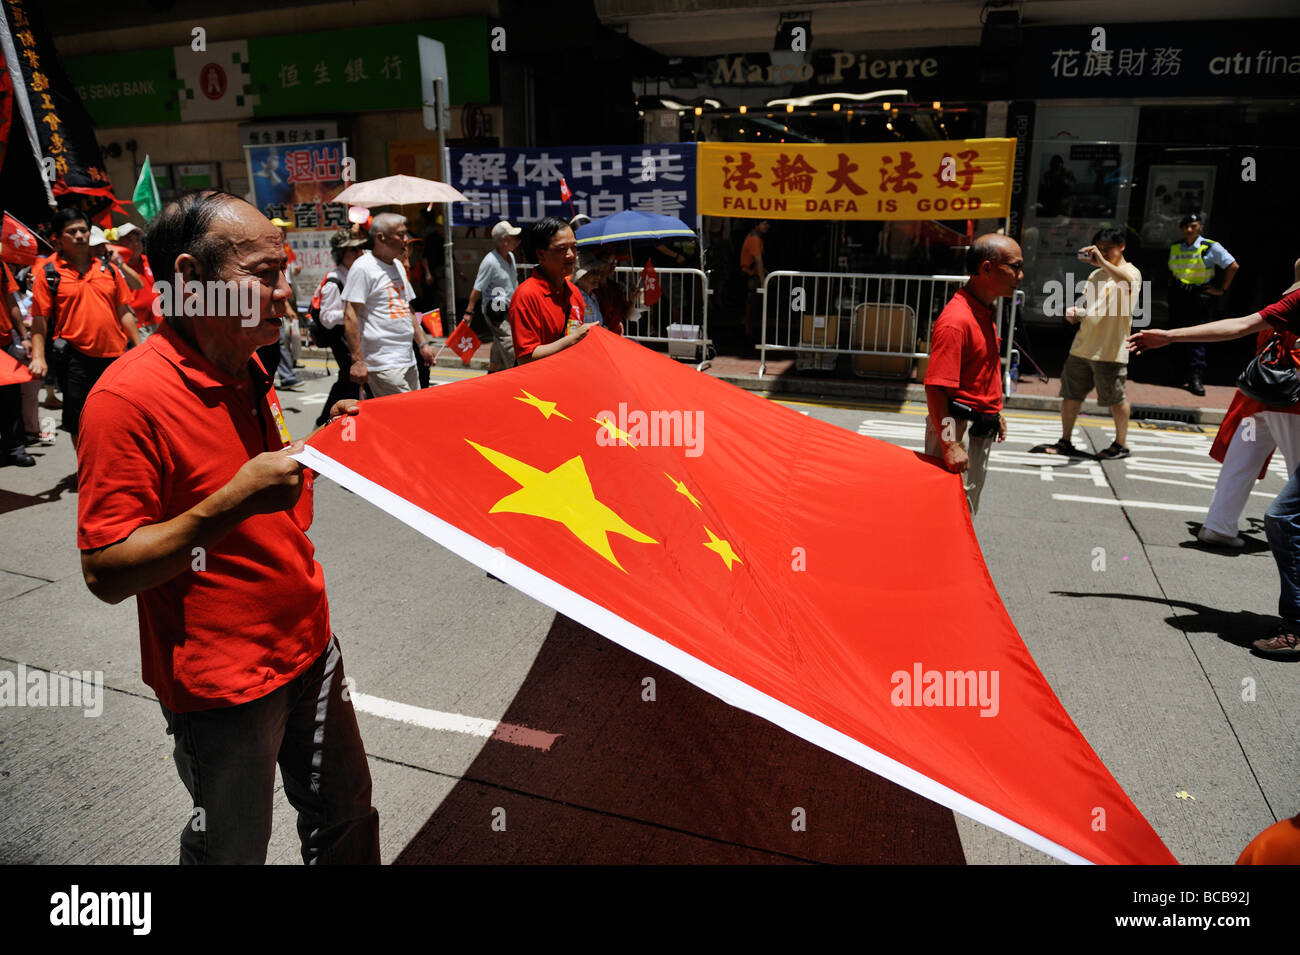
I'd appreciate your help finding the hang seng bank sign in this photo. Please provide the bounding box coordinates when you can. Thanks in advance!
[697,139,1016,221]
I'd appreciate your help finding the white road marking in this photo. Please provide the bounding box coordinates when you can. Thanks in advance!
[1126,473,1278,499]
[299,393,328,406]
[1050,494,1205,513]
[350,691,561,751]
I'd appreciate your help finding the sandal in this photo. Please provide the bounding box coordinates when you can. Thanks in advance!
[1030,438,1083,456]
[1252,626,1300,658]
[1096,441,1131,460]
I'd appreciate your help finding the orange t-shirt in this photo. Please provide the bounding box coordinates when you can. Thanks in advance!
[31,254,130,358]
[1237,815,1300,864]
[740,233,764,275]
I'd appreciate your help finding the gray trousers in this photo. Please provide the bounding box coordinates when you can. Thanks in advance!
[925,416,994,516]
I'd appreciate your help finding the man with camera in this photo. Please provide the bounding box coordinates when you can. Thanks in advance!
[1035,227,1142,460]
[923,233,1022,516]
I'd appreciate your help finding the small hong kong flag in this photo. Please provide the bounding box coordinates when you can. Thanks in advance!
[559,176,572,204]
[641,259,661,307]
[2,212,43,266]
[445,319,482,366]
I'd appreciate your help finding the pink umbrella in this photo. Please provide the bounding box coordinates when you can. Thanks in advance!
[331,174,467,208]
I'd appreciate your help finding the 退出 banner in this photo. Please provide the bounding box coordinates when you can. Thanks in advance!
[450,144,697,226]
[697,139,1016,221]
[245,137,350,232]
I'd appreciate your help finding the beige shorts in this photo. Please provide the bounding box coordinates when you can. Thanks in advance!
[365,363,419,397]
[1060,354,1127,406]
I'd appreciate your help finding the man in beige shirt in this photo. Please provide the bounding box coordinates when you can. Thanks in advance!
[1036,227,1142,460]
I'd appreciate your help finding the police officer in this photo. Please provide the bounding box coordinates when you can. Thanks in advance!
[1167,212,1238,396]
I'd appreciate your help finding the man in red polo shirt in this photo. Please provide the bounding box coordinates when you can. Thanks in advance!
[29,209,140,438]
[923,233,1023,516]
[76,192,378,864]
[509,216,590,364]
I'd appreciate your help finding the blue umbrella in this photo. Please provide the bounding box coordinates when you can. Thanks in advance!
[574,210,695,246]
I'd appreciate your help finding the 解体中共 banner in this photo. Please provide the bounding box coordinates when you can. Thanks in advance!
[450,144,697,226]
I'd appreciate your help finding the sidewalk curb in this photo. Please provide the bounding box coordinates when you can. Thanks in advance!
[708,372,1227,426]
[303,347,1225,426]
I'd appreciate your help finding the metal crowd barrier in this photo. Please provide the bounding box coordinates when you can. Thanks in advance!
[513,263,712,366]
[758,270,1021,396]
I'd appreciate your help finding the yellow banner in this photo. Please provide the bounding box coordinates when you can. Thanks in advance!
[697,139,1016,221]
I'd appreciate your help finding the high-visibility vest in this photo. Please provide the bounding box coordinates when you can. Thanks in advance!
[1168,239,1218,286]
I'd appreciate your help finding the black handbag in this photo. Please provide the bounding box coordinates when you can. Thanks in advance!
[948,398,1002,438]
[1237,332,1300,408]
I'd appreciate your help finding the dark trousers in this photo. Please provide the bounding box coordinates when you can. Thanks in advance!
[1168,282,1213,375]
[159,635,379,865]
[1,383,23,455]
[414,340,430,389]
[317,335,359,425]
[60,345,115,437]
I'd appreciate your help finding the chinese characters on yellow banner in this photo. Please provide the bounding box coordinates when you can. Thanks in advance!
[697,139,1016,221]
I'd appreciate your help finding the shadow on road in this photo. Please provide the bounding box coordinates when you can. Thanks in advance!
[0,472,77,516]
[1052,590,1297,658]
[1175,520,1272,556]
[395,614,966,864]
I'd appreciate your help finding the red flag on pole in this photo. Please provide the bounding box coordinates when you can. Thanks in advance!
[641,259,661,307]
[298,328,1176,865]
[444,319,482,366]
[2,212,44,266]
[559,176,573,204]
[420,309,444,339]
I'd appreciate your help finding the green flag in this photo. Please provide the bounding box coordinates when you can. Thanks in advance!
[133,155,161,222]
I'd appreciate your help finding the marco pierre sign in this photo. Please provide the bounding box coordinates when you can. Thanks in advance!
[712,51,943,85]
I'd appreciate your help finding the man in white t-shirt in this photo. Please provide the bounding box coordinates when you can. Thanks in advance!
[342,213,434,397]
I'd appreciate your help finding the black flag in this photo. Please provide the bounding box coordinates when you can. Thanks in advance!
[1,0,116,222]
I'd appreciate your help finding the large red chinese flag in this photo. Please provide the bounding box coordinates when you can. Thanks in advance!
[299,327,1175,865]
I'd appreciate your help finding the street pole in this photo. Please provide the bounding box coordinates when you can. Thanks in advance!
[435,76,456,327]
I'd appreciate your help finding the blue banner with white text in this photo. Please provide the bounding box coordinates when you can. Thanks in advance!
[449,143,697,227]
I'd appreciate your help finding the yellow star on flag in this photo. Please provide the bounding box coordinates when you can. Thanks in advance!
[467,440,656,572]
[665,472,702,509]
[592,415,638,449]
[515,389,571,421]
[702,526,742,571]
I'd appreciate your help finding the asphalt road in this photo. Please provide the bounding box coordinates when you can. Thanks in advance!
[1,356,1295,865]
